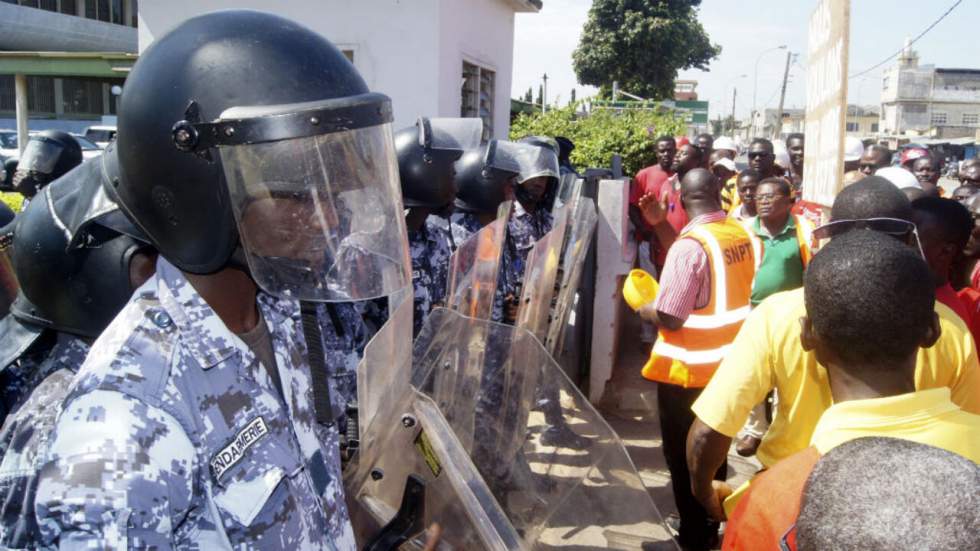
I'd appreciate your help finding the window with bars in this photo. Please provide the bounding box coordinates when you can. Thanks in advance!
[8,0,76,13]
[62,78,105,115]
[461,61,494,141]
[845,122,858,132]
[963,114,979,126]
[931,112,948,125]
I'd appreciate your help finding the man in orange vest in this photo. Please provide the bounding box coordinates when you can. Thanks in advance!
[636,168,756,551]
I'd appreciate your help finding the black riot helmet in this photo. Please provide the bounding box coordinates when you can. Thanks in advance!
[396,117,483,209]
[106,10,410,303]
[13,130,82,198]
[453,140,522,214]
[8,162,153,340]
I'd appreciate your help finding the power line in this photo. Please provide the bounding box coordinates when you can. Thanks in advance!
[848,0,963,79]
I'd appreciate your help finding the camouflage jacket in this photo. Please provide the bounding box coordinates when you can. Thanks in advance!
[448,212,483,252]
[407,217,452,335]
[35,257,356,550]
[0,333,88,550]
[494,201,553,323]
[0,331,53,426]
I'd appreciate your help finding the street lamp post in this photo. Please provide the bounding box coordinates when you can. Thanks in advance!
[752,45,787,136]
[731,74,747,135]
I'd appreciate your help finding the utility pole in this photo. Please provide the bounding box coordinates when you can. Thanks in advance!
[773,50,793,140]
[730,87,737,135]
[542,73,549,113]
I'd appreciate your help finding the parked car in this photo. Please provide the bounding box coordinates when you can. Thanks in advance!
[0,130,18,160]
[71,134,103,160]
[83,125,116,148]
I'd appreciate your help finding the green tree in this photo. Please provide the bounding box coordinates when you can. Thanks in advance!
[510,102,685,175]
[524,87,533,103]
[536,85,543,106]
[570,89,577,105]
[573,0,720,99]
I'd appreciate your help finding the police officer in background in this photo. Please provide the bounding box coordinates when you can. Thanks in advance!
[34,11,412,549]
[0,169,156,549]
[496,137,560,323]
[395,117,480,335]
[11,130,82,210]
[449,139,521,249]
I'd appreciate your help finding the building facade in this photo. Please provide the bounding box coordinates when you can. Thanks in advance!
[880,41,980,139]
[138,0,540,139]
[0,0,137,134]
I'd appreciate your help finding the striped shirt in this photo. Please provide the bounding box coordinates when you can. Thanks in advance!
[653,210,729,322]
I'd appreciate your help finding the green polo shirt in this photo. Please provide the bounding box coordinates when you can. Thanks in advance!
[750,215,804,306]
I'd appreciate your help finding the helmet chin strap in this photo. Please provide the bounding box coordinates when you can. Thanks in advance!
[300,301,336,426]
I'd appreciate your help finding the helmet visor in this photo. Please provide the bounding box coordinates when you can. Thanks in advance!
[510,142,559,183]
[423,117,483,153]
[19,139,63,174]
[220,123,411,301]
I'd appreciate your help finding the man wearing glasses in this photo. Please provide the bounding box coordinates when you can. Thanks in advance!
[747,139,781,180]
[685,177,980,524]
[722,231,980,551]
[734,177,817,457]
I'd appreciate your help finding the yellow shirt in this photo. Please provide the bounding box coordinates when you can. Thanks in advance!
[811,388,980,463]
[692,287,980,467]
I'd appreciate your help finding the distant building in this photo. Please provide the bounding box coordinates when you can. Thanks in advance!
[0,1,138,137]
[748,104,879,141]
[880,40,980,139]
[674,80,698,101]
[139,0,542,140]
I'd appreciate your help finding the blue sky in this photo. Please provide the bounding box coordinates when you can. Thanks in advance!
[513,0,975,120]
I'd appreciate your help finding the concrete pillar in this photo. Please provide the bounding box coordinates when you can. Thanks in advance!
[15,74,28,156]
[588,178,635,404]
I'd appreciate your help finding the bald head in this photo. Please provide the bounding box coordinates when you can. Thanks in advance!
[681,168,722,214]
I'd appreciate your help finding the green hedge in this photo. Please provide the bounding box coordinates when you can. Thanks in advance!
[509,102,685,176]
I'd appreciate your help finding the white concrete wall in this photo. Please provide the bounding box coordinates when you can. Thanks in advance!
[139,0,441,130]
[138,0,520,135]
[437,0,516,138]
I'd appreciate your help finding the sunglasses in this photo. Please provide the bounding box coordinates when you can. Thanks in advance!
[813,217,926,259]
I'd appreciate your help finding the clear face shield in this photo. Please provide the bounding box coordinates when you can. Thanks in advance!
[173,93,411,302]
[511,142,560,185]
[19,139,63,175]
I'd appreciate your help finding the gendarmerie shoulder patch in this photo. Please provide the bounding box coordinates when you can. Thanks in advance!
[210,416,269,480]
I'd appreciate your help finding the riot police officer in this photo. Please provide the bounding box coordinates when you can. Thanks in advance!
[449,139,520,250]
[11,130,82,209]
[495,139,560,323]
[395,117,480,335]
[0,164,156,548]
[34,11,411,549]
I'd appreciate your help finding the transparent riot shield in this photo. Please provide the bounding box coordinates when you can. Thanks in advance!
[445,201,510,321]
[544,198,597,356]
[514,206,570,341]
[346,308,673,550]
[0,233,17,317]
[551,174,582,216]
[356,289,414,450]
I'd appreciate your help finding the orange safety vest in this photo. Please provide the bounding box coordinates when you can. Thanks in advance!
[747,214,817,271]
[642,218,755,388]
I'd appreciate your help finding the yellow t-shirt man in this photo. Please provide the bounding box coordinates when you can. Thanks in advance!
[692,287,980,467]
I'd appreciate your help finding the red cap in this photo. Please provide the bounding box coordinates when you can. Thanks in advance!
[901,147,929,167]
[676,136,691,148]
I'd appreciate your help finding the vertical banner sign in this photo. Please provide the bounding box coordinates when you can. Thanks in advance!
[802,0,850,207]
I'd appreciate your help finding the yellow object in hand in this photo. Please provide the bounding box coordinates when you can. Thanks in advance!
[623,269,659,311]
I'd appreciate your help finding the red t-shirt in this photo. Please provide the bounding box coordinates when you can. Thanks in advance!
[647,175,690,266]
[956,287,980,351]
[722,447,820,551]
[630,165,673,209]
[937,283,971,326]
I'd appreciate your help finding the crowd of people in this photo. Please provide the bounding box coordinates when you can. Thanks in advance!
[0,9,977,551]
[628,130,980,550]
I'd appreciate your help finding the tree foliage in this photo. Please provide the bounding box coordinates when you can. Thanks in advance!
[509,102,685,175]
[573,0,720,99]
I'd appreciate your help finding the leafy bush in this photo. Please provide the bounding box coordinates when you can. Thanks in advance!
[509,102,685,176]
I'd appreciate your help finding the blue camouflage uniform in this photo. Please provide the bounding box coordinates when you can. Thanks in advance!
[0,333,88,549]
[407,216,452,335]
[35,257,357,550]
[493,201,553,324]
[448,212,483,252]
[0,336,53,426]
